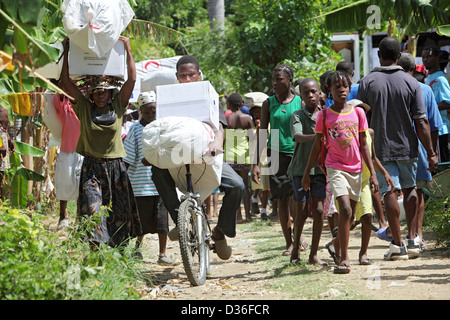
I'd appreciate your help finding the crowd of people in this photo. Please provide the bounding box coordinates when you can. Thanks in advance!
[48,35,448,276]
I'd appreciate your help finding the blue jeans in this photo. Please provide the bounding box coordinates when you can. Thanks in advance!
[152,162,244,238]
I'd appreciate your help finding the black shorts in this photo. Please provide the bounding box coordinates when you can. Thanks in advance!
[292,175,326,202]
[135,196,169,235]
[267,149,293,199]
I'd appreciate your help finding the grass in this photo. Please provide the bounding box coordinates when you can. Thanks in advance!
[237,220,370,300]
[0,201,149,300]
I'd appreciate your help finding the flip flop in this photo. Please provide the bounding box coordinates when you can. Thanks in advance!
[376,227,393,242]
[213,238,232,260]
[333,263,351,274]
[325,241,341,265]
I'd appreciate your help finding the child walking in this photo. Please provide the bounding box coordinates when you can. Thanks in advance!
[302,71,379,274]
[347,99,393,265]
[288,78,327,266]
[124,91,175,265]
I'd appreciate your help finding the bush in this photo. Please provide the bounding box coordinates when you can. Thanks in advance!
[423,196,450,247]
[0,205,144,299]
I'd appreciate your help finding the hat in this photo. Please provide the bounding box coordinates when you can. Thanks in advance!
[415,64,428,76]
[138,91,156,107]
[347,99,371,112]
[88,80,117,92]
[243,92,269,108]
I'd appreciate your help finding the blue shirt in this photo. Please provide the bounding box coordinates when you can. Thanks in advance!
[416,82,443,181]
[325,84,359,107]
[425,71,450,136]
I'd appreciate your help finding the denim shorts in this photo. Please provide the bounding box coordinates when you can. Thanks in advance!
[292,175,326,202]
[377,158,417,197]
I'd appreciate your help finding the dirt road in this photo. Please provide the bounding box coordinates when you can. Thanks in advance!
[137,217,450,300]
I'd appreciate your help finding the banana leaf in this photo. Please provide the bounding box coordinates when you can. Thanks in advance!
[14,140,45,157]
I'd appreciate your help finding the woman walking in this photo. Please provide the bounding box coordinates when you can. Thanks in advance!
[60,36,142,249]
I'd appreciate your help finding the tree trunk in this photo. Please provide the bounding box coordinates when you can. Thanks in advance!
[208,0,225,30]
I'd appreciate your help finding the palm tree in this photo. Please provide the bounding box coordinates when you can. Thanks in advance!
[322,0,449,37]
[208,0,225,30]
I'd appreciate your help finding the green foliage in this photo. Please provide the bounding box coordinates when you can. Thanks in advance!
[3,142,45,208]
[184,0,342,94]
[0,204,144,299]
[323,0,450,35]
[423,196,450,246]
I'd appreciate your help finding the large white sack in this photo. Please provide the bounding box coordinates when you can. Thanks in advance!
[61,0,134,58]
[135,57,180,79]
[137,57,181,93]
[140,69,177,92]
[168,153,222,202]
[42,91,62,143]
[142,116,222,201]
[142,116,215,169]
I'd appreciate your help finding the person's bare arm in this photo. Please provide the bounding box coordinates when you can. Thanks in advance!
[60,38,80,104]
[360,130,379,193]
[251,100,269,184]
[414,117,438,172]
[301,133,321,191]
[119,36,136,108]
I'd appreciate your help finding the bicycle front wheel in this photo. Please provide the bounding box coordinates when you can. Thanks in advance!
[177,199,207,286]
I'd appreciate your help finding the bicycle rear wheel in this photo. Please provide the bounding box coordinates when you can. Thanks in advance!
[177,199,207,286]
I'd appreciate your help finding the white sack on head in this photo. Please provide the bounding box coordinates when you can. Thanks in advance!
[61,0,134,57]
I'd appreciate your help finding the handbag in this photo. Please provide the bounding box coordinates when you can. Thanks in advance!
[91,106,116,125]
[317,108,327,176]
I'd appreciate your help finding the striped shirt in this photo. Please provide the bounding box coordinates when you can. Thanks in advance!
[123,121,158,197]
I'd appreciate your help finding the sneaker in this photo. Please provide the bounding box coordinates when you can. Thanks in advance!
[384,242,409,261]
[57,219,69,230]
[168,227,179,241]
[157,254,177,266]
[132,249,144,260]
[406,235,422,255]
[260,212,268,221]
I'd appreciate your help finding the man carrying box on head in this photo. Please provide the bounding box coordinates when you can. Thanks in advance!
[151,55,245,260]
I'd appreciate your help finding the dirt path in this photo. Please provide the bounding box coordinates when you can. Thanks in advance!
[137,218,450,300]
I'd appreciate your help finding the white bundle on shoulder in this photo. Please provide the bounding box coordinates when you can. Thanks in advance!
[61,0,134,57]
[142,116,223,201]
[141,116,214,169]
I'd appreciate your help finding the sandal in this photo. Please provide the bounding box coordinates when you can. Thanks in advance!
[326,241,341,265]
[333,263,351,274]
[300,240,309,251]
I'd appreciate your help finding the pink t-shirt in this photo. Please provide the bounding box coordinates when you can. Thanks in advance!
[52,94,80,153]
[314,106,368,173]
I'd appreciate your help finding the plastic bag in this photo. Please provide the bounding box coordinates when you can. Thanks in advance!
[42,91,62,143]
[61,0,134,57]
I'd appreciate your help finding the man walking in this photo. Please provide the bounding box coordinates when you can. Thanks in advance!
[357,37,438,260]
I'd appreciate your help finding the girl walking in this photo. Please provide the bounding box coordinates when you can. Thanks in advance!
[302,71,379,273]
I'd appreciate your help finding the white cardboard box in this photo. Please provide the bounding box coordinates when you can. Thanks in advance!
[156,81,220,130]
[68,40,126,78]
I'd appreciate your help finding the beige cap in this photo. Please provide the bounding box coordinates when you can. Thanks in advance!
[347,99,371,112]
[244,92,269,108]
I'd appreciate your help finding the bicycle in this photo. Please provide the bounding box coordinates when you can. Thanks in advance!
[176,163,214,286]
